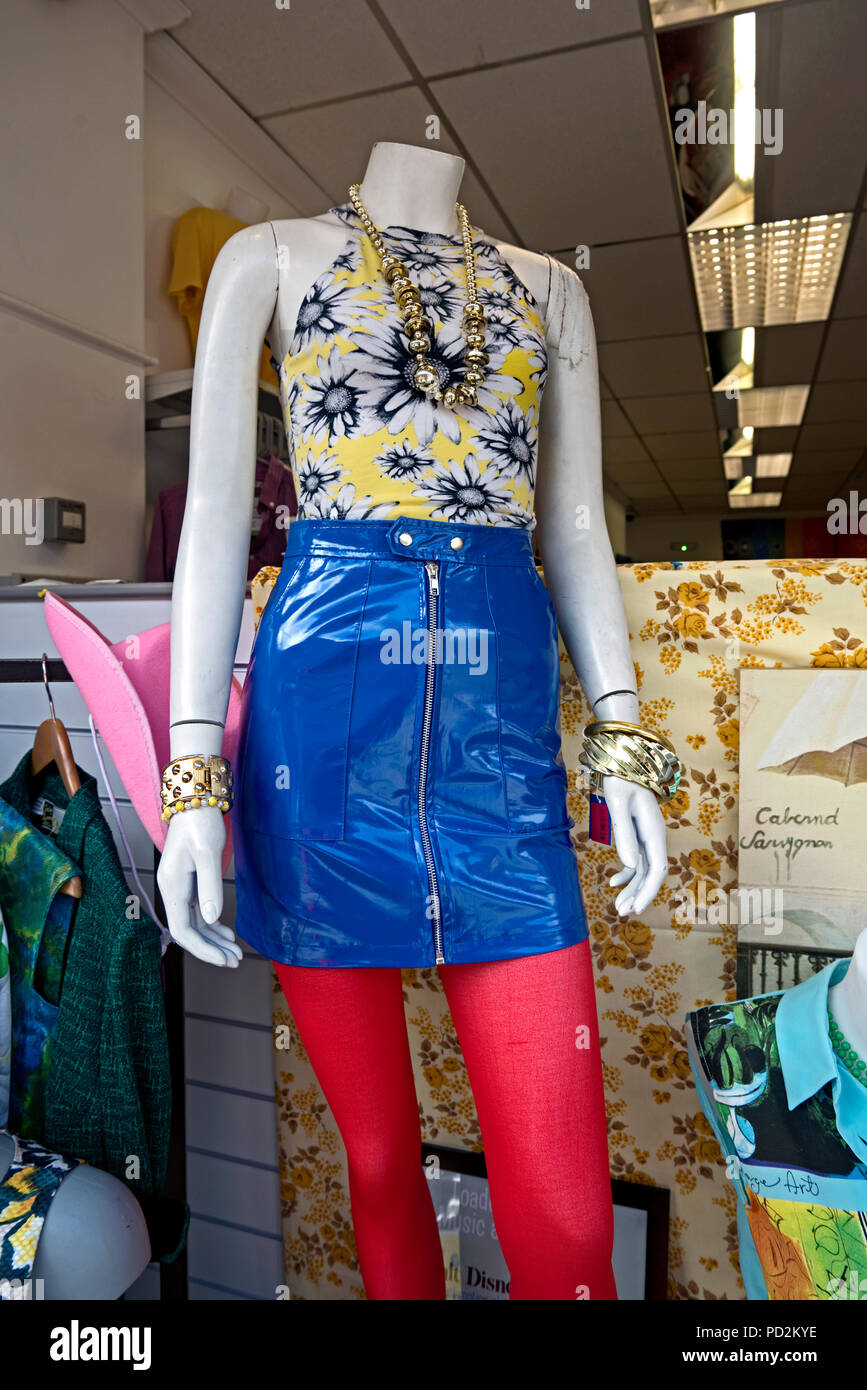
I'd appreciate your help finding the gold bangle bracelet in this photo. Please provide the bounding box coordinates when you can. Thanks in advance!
[160,753,234,821]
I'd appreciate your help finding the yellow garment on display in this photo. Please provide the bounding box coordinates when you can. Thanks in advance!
[168,206,277,388]
[274,204,547,527]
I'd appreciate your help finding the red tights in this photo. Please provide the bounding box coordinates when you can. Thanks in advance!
[273,939,616,1301]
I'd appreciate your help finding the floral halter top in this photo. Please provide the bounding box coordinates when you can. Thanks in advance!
[273,204,548,529]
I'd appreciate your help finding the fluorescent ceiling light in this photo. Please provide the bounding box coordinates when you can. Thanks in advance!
[756,453,793,477]
[650,0,784,26]
[733,12,756,186]
[724,426,755,456]
[724,457,745,480]
[689,214,852,330]
[729,475,753,496]
[741,326,755,366]
[728,491,783,508]
[737,386,809,428]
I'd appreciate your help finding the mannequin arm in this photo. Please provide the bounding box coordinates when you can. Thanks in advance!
[157,224,278,964]
[535,262,667,915]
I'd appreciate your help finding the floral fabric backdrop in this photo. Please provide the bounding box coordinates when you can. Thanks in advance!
[260,557,867,1300]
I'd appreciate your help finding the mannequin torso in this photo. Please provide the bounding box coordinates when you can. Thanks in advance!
[158,141,668,964]
[0,1130,150,1298]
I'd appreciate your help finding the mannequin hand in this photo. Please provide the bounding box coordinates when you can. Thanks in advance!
[602,776,668,917]
[156,809,243,967]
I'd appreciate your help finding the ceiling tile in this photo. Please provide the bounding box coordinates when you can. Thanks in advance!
[673,495,728,511]
[755,324,826,389]
[431,39,682,247]
[606,462,662,480]
[619,483,673,499]
[816,320,867,382]
[658,458,724,479]
[262,88,508,232]
[798,422,867,450]
[753,426,800,453]
[378,0,643,75]
[173,0,411,115]
[624,393,716,434]
[553,238,699,342]
[757,0,867,223]
[599,335,709,397]
[791,448,862,474]
[645,431,721,460]
[804,382,867,423]
[601,400,635,438]
[833,217,867,319]
[602,437,654,466]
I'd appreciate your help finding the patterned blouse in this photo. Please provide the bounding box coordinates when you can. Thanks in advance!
[272,203,549,529]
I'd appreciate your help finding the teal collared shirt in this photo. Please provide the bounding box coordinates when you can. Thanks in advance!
[777,959,867,1166]
[686,960,867,1302]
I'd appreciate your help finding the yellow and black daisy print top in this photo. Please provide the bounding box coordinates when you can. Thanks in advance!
[274,203,548,528]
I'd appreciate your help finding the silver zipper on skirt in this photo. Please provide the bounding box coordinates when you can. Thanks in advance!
[419,560,445,965]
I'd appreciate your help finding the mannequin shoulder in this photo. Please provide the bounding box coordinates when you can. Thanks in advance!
[489,241,590,335]
[265,211,354,261]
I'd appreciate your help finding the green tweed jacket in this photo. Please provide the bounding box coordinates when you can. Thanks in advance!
[0,754,170,1194]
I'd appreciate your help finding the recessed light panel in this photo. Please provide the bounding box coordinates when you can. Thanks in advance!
[728,492,783,508]
[689,214,851,330]
[755,453,793,477]
[737,386,810,429]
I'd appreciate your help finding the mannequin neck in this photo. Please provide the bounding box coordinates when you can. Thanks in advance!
[356,143,466,237]
[828,928,867,1060]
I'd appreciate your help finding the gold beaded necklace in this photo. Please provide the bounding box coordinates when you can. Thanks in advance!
[347,183,489,409]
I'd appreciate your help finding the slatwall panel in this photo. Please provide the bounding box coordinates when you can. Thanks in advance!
[0,587,280,1301]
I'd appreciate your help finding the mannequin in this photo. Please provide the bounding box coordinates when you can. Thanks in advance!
[158,143,671,1299]
[160,143,667,962]
[0,1131,150,1299]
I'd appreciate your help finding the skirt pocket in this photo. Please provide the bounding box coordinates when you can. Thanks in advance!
[488,563,573,833]
[239,554,369,841]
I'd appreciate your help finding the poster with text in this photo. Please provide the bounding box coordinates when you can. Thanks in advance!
[737,668,867,951]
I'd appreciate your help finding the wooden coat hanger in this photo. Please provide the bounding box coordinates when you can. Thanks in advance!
[31,654,82,899]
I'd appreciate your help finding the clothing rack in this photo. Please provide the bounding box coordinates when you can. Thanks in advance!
[0,655,187,1301]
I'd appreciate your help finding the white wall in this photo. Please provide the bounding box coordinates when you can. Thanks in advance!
[626,513,724,563]
[0,0,147,581]
[143,67,301,376]
[602,492,627,557]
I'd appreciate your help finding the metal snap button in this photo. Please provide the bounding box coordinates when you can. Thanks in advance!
[450,535,464,550]
[398,532,413,546]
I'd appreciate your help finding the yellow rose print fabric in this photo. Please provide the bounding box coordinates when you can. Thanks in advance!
[273,204,545,528]
[257,556,867,1299]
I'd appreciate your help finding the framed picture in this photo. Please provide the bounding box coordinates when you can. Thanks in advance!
[737,668,867,954]
[420,1142,670,1301]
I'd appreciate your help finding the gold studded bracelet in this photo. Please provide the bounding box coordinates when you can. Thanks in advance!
[160,754,234,821]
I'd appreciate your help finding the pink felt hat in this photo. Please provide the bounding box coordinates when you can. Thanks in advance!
[43,592,242,874]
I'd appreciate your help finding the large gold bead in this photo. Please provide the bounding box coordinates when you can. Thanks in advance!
[391,275,414,298]
[397,287,421,308]
[443,386,458,407]
[414,364,440,394]
[465,300,484,317]
[465,348,489,367]
[405,314,431,336]
[456,383,477,406]
[408,334,431,355]
[381,255,403,279]
[463,316,486,336]
[464,368,485,386]
[465,331,486,348]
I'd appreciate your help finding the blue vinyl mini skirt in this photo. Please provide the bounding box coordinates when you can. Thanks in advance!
[232,517,588,968]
